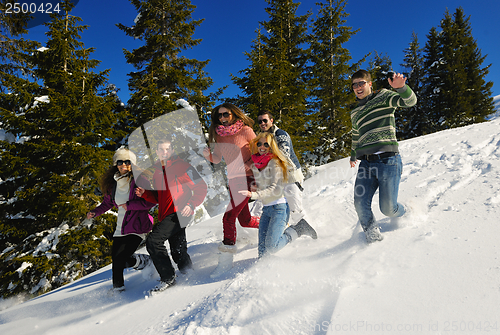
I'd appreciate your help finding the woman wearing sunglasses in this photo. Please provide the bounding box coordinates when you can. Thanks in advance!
[239,133,317,258]
[204,102,260,277]
[87,148,155,292]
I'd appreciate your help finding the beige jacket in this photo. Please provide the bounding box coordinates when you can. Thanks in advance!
[250,159,286,205]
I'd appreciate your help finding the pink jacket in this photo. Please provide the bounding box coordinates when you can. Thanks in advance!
[207,126,256,179]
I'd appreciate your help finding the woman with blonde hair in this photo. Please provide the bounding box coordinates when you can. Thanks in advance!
[203,102,260,277]
[239,132,317,258]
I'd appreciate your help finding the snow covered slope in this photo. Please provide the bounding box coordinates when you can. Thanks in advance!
[1,113,500,335]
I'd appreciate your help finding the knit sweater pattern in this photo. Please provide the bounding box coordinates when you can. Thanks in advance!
[350,86,417,160]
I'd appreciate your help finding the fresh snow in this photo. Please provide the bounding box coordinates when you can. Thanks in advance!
[1,106,500,334]
[493,95,500,119]
[0,129,15,143]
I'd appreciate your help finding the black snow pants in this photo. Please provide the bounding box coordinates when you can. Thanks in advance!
[146,212,192,282]
[111,234,142,288]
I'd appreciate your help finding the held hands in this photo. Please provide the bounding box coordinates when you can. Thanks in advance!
[238,190,252,198]
[118,204,127,211]
[388,72,407,89]
[180,205,194,217]
[136,185,193,216]
[349,160,358,168]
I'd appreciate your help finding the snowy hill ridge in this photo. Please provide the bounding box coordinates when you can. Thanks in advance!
[1,110,500,334]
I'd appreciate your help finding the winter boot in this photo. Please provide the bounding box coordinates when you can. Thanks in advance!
[240,216,260,229]
[148,277,176,296]
[390,202,412,227]
[179,259,194,275]
[290,219,317,239]
[218,242,238,253]
[132,253,152,270]
[107,285,126,296]
[248,216,260,228]
[365,225,384,243]
[111,285,125,293]
[210,251,234,278]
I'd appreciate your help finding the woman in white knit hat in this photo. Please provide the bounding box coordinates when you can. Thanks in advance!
[87,148,155,292]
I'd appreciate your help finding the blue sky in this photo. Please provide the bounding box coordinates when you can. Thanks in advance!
[25,0,500,103]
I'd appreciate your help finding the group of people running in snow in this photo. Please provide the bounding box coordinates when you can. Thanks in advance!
[87,69,417,294]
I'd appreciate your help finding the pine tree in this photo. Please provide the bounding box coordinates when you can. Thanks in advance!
[421,26,445,133]
[368,50,393,91]
[232,0,312,160]
[99,83,130,152]
[0,2,40,92]
[399,31,425,139]
[436,7,494,128]
[231,25,271,115]
[117,0,218,132]
[307,0,365,164]
[0,0,124,297]
[117,0,226,220]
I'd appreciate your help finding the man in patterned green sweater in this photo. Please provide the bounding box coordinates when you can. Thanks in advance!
[349,69,417,243]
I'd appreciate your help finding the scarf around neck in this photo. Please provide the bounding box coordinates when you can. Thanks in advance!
[114,171,132,182]
[252,153,274,170]
[216,119,244,137]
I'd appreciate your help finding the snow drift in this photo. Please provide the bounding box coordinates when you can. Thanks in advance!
[1,106,500,334]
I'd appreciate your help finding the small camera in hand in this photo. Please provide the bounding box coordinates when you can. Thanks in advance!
[387,71,395,80]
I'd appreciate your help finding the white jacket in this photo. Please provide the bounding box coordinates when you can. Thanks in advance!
[250,159,287,205]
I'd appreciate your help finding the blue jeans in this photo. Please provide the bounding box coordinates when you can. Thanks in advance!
[353,154,405,230]
[258,203,291,258]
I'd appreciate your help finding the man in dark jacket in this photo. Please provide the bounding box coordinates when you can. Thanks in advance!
[136,138,207,294]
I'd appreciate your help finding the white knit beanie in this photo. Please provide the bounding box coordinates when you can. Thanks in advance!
[113,148,137,166]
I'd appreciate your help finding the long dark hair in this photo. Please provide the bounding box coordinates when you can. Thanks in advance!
[208,102,254,144]
[99,165,120,196]
[99,164,152,196]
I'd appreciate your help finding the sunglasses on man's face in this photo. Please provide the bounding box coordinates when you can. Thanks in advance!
[117,160,131,166]
[258,119,269,124]
[351,81,367,89]
[218,112,231,119]
[256,142,270,148]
